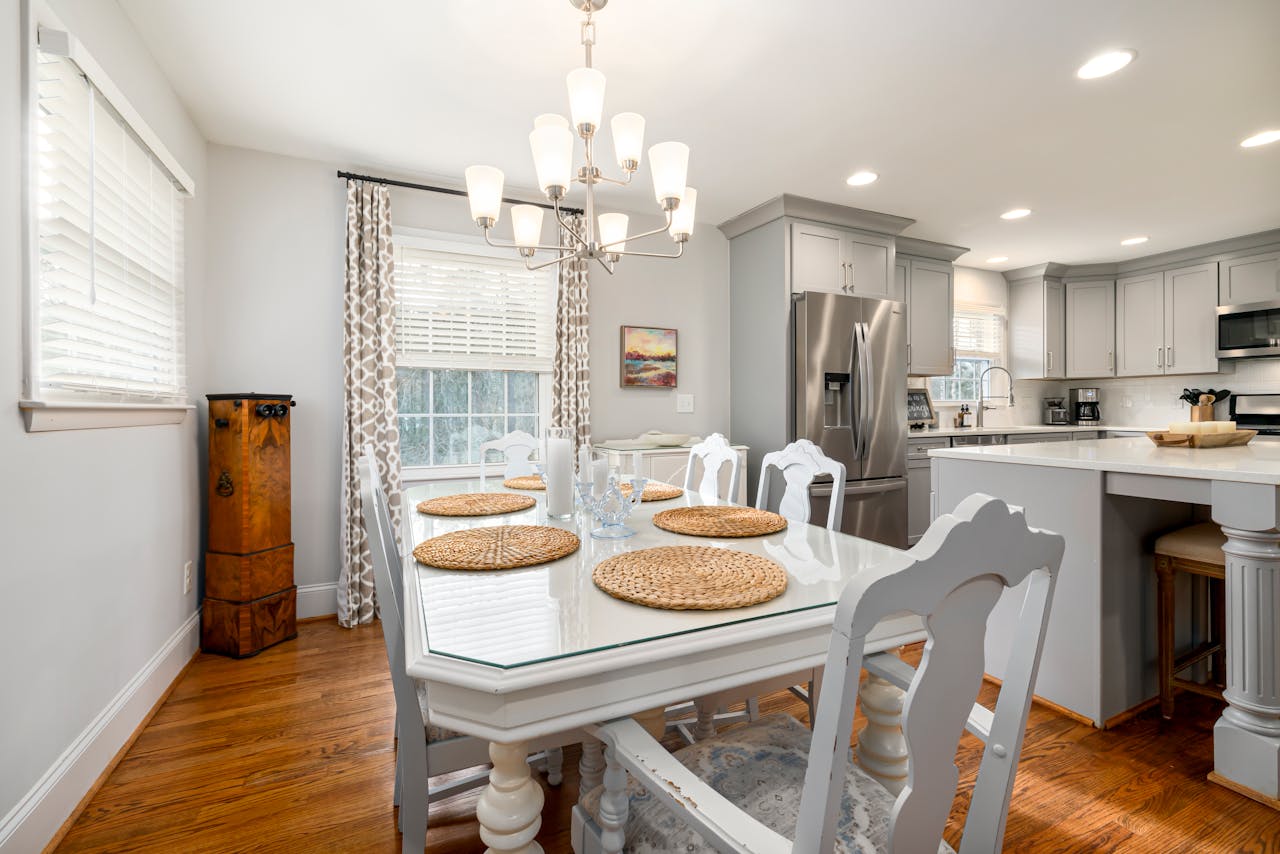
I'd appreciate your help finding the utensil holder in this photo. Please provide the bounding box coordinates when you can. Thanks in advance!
[1190,405,1214,422]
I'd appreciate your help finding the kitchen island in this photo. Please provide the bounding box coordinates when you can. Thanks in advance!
[930,437,1280,808]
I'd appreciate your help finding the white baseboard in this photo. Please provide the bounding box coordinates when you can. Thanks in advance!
[296,582,337,618]
[0,611,200,854]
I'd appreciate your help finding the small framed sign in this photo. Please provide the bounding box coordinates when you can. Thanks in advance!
[620,326,677,388]
[907,388,937,427]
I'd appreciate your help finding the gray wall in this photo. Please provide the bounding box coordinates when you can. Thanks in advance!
[0,0,207,837]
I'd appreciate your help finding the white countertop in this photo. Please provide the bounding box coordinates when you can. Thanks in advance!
[930,436,1280,485]
[909,424,1152,439]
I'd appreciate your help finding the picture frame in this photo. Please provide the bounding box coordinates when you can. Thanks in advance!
[620,326,678,388]
[907,387,937,427]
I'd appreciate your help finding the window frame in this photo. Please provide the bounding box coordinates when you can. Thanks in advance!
[19,1,196,431]
[928,304,1009,405]
[393,228,555,483]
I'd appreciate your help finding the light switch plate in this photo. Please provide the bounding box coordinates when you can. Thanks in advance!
[676,394,694,414]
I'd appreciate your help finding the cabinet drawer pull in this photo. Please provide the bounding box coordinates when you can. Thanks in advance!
[1157,346,1163,368]
[1167,346,1174,367]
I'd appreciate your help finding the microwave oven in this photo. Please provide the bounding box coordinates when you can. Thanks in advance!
[1218,299,1280,359]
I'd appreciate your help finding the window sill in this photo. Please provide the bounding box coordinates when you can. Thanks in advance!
[19,400,195,433]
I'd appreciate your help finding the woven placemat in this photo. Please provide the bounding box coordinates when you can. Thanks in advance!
[652,506,788,538]
[593,545,787,610]
[503,475,546,491]
[619,481,685,502]
[416,492,536,517]
[413,525,579,571]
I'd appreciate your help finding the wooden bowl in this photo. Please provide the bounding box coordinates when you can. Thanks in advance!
[1148,429,1256,448]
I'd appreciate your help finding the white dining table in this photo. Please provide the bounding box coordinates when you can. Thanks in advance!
[400,477,925,854]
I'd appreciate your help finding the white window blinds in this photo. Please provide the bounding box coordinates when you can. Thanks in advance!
[394,243,556,372]
[952,305,1005,357]
[35,50,186,402]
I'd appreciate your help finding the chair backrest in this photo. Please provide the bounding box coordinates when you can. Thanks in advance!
[479,430,542,481]
[682,433,740,502]
[357,449,423,742]
[755,438,846,530]
[795,494,1064,854]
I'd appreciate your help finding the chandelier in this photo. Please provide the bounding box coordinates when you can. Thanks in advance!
[463,0,696,274]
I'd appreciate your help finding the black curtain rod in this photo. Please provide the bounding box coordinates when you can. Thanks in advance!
[336,170,584,215]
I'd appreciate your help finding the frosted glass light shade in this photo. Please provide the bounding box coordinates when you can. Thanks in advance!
[669,187,697,239]
[529,125,574,195]
[511,204,545,249]
[534,113,570,130]
[464,165,504,225]
[611,112,645,169]
[648,141,689,207]
[566,67,606,132]
[598,212,629,252]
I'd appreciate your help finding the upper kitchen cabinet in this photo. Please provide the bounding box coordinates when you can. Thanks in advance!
[1008,276,1065,379]
[1065,279,1115,378]
[1219,250,1280,306]
[789,222,895,298]
[1116,263,1217,376]
[1115,271,1165,376]
[903,257,954,376]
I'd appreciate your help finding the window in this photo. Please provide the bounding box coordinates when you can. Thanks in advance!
[929,306,1006,403]
[393,235,556,473]
[30,36,190,406]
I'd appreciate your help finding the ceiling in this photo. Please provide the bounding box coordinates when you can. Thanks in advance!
[119,0,1280,270]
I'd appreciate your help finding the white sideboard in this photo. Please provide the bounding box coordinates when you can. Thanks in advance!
[599,445,750,506]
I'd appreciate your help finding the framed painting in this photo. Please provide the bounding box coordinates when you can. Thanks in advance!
[620,326,677,388]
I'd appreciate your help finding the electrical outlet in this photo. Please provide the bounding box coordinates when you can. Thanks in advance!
[183,561,193,595]
[676,394,694,414]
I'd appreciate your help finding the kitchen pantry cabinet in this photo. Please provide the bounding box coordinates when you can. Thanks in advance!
[1116,263,1217,376]
[1008,277,1066,379]
[1219,250,1280,306]
[1065,279,1116,378]
[902,256,954,377]
[790,222,894,299]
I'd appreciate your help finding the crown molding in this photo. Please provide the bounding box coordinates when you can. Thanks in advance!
[718,194,916,240]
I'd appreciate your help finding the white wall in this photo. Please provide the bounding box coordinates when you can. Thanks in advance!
[0,1,206,849]
[202,144,731,605]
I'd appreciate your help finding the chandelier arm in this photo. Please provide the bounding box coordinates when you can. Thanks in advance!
[594,171,635,187]
[481,228,522,251]
[553,199,589,246]
[594,255,616,276]
[525,252,577,272]
[597,210,675,251]
[610,242,686,260]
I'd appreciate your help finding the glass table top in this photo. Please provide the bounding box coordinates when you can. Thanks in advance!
[403,478,909,670]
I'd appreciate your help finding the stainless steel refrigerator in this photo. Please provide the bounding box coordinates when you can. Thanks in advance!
[792,291,907,547]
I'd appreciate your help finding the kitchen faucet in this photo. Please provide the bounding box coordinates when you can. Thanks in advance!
[977,366,1015,430]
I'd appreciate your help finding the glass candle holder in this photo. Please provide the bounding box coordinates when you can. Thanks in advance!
[576,473,646,538]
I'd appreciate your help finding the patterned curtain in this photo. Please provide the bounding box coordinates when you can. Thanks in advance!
[552,213,591,451]
[338,180,403,628]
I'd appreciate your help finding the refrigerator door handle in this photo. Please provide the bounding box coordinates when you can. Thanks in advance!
[810,478,906,498]
[855,321,874,459]
[849,321,860,452]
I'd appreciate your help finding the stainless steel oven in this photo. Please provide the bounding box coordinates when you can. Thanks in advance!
[1218,299,1280,358]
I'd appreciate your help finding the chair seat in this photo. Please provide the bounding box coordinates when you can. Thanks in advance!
[583,714,955,854]
[1155,522,1226,566]
[416,681,464,742]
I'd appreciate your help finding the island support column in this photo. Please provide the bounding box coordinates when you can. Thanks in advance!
[1211,481,1280,807]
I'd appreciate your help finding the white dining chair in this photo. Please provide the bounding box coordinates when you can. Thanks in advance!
[756,438,847,531]
[479,429,542,481]
[575,494,1064,854]
[682,433,740,501]
[357,450,567,853]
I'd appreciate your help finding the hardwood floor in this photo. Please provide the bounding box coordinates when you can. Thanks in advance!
[54,619,1280,853]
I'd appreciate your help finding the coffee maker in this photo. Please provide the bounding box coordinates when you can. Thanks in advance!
[1042,397,1070,425]
[1069,388,1101,424]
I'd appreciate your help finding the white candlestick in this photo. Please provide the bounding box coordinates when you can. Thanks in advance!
[578,444,592,481]
[546,435,573,518]
[592,458,609,498]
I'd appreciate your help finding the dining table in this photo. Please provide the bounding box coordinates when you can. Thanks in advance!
[399,476,926,854]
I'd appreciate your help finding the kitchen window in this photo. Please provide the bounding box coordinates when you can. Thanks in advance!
[394,233,555,478]
[929,306,1006,403]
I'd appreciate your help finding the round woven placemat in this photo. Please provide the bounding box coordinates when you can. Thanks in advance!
[593,545,787,610]
[619,481,685,502]
[652,506,788,538]
[416,492,536,517]
[413,525,579,571]
[503,475,546,491]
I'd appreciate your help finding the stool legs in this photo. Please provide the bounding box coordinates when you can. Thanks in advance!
[1156,555,1176,720]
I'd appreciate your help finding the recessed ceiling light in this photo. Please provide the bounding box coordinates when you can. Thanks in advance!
[1077,49,1136,80]
[986,256,1009,264]
[1000,208,1031,220]
[846,170,879,186]
[1241,130,1280,148]
[1120,236,1148,246]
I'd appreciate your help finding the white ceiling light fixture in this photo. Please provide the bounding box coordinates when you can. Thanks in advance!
[464,0,694,275]
[1241,130,1280,148]
[846,170,878,186]
[986,256,1009,264]
[1120,236,1149,246]
[1076,49,1136,80]
[1000,208,1032,220]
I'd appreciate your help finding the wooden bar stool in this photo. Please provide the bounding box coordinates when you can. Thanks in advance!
[1154,522,1227,720]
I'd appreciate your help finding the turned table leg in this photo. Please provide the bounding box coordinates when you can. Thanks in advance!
[578,738,605,807]
[856,672,908,795]
[477,740,545,854]
[598,742,630,854]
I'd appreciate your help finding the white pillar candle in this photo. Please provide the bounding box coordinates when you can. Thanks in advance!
[592,458,609,498]
[1170,422,1194,435]
[1221,421,1237,433]
[545,435,573,518]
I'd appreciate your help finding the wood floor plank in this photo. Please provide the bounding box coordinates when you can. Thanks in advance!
[53,620,1280,853]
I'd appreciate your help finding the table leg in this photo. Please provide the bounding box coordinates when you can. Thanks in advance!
[693,699,717,740]
[578,738,605,808]
[631,706,667,740]
[477,740,545,854]
[1212,526,1280,805]
[545,746,564,787]
[598,742,630,854]
[856,673,908,795]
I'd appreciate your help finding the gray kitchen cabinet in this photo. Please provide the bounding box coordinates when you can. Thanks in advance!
[1005,432,1071,444]
[907,437,948,545]
[789,222,893,298]
[1219,250,1280,306]
[1066,279,1116,378]
[1105,431,1146,438]
[1115,271,1165,377]
[1009,276,1066,379]
[904,256,954,377]
[1071,431,1100,440]
[1117,263,1218,377]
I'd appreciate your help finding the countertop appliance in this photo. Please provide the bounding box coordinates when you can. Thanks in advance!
[793,291,906,548]
[1043,397,1070,425]
[1069,388,1101,424]
[1217,299,1280,359]
[1230,394,1280,434]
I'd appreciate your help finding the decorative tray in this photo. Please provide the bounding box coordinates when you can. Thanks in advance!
[1147,429,1256,448]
